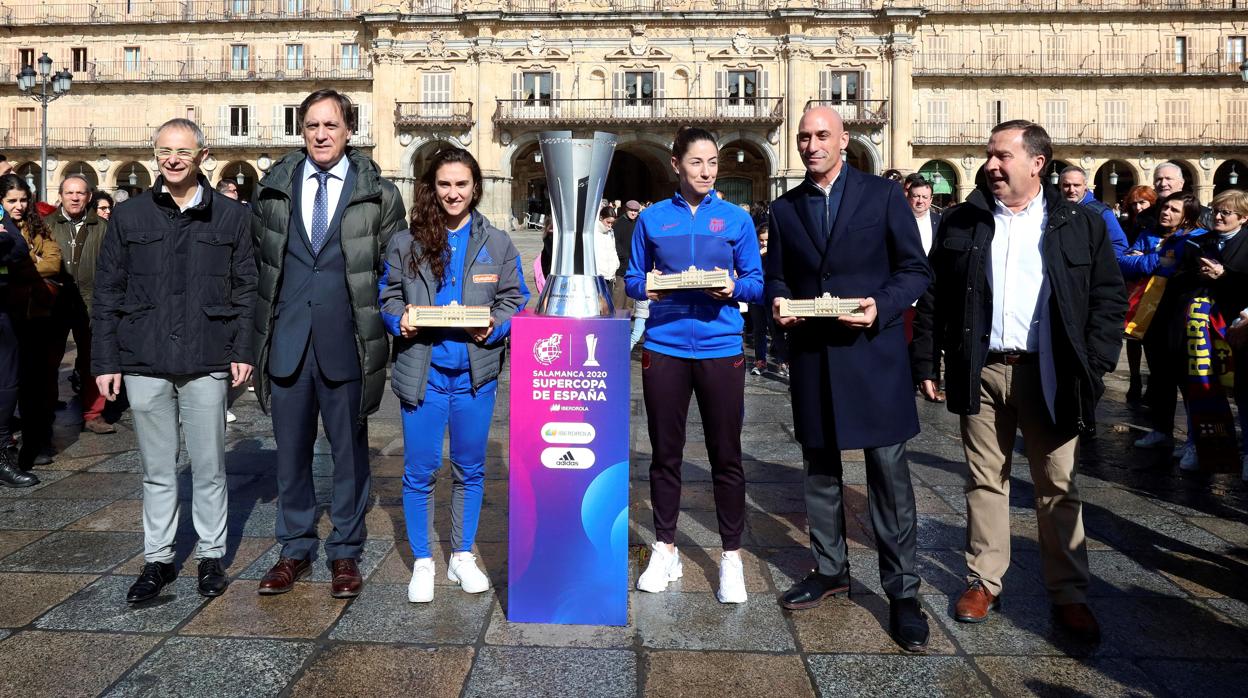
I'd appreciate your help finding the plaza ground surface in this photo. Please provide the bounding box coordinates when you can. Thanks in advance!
[1,232,1246,697]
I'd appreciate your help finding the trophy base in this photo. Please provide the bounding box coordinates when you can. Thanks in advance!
[534,274,615,318]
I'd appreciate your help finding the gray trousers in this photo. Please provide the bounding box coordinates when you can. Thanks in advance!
[125,372,229,563]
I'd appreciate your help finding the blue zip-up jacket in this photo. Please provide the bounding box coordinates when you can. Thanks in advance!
[624,190,763,359]
[1078,191,1129,264]
[1119,227,1207,280]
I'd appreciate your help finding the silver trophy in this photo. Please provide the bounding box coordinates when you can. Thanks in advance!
[533,130,618,318]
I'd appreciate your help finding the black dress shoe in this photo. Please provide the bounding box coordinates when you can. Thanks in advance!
[197,558,229,597]
[127,562,177,603]
[890,597,930,652]
[780,571,850,610]
[0,455,38,488]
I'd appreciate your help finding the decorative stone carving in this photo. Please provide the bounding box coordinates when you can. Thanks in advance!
[94,156,111,173]
[1200,154,1216,170]
[368,46,406,65]
[471,42,504,63]
[629,24,648,57]
[884,43,916,60]
[1081,155,1095,169]
[835,28,857,55]
[527,30,546,57]
[779,40,812,60]
[732,30,750,56]
[962,156,977,171]
[429,31,447,58]
[1140,155,1155,171]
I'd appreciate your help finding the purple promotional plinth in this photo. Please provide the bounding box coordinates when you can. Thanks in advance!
[508,311,630,626]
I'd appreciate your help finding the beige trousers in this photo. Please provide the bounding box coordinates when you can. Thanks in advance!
[960,361,1089,605]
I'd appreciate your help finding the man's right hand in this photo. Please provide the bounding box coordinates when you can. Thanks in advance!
[97,373,123,401]
[399,305,419,339]
[919,379,939,401]
[772,297,805,328]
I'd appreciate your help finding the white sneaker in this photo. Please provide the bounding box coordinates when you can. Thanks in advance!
[1179,443,1199,471]
[447,552,490,594]
[1134,431,1171,449]
[637,542,682,593]
[225,410,237,424]
[408,558,434,603]
[716,551,748,604]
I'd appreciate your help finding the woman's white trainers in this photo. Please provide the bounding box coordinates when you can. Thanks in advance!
[716,551,748,604]
[637,542,682,593]
[447,552,491,594]
[408,558,435,603]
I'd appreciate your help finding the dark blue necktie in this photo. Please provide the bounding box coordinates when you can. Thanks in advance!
[310,170,330,254]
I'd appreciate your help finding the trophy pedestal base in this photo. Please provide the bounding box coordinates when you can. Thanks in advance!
[508,311,630,625]
[534,274,615,318]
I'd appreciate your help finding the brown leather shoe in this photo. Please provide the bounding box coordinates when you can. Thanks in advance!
[330,558,363,599]
[1054,602,1101,642]
[955,581,999,623]
[257,557,310,595]
[84,418,117,434]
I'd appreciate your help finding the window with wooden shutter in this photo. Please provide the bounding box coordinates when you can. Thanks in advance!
[421,72,452,116]
[926,99,949,139]
[1162,99,1190,140]
[1043,100,1067,140]
[1227,100,1248,128]
[983,100,1006,128]
[1101,100,1127,141]
[229,105,250,137]
[1043,35,1067,70]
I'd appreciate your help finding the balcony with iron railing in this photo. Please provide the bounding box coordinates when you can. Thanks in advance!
[911,121,1248,147]
[0,124,374,150]
[920,0,1242,12]
[914,51,1244,77]
[395,102,475,130]
[494,97,784,128]
[69,58,371,84]
[0,0,372,26]
[802,99,890,125]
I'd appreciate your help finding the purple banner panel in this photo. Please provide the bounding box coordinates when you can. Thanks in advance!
[508,311,630,625]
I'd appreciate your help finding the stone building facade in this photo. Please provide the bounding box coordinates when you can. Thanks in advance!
[2,0,1244,224]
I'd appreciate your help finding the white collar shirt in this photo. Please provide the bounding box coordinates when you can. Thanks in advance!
[915,211,934,254]
[989,190,1048,353]
[161,184,204,213]
[299,155,351,241]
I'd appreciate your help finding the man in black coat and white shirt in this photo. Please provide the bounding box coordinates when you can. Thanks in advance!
[912,120,1126,642]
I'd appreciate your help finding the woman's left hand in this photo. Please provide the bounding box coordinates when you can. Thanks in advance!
[469,317,495,344]
[705,267,735,300]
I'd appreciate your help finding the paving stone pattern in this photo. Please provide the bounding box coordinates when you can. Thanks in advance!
[0,232,1246,697]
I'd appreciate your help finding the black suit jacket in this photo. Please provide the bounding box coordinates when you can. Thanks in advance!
[765,166,932,450]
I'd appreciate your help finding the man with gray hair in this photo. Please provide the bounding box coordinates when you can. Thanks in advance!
[1154,161,1213,229]
[49,172,113,435]
[1058,165,1128,260]
[92,118,256,602]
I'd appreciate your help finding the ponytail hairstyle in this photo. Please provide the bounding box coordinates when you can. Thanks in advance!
[408,148,483,280]
[671,126,717,160]
[0,173,50,242]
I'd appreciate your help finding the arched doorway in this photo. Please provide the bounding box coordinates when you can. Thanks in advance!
[220,161,259,202]
[115,161,152,198]
[512,142,548,227]
[918,160,959,208]
[410,139,456,182]
[1092,159,1136,206]
[844,139,879,176]
[61,161,100,191]
[1213,159,1247,195]
[604,144,671,207]
[15,162,42,202]
[717,140,768,206]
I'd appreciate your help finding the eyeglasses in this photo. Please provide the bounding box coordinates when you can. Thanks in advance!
[153,147,203,161]
[1212,208,1241,218]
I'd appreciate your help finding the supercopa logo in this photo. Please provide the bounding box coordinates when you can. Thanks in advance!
[533,333,563,366]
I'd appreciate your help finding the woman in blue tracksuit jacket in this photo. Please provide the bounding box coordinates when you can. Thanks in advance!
[624,127,763,604]
[379,148,529,603]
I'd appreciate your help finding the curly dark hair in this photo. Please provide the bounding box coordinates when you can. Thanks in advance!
[408,148,482,281]
[0,173,51,243]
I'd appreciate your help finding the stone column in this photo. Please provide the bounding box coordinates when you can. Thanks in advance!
[887,41,916,173]
[480,175,513,230]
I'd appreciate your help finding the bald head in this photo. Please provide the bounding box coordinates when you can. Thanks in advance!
[1154,162,1184,197]
[797,106,850,185]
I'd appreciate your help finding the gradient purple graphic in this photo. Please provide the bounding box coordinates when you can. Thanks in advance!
[508,311,630,625]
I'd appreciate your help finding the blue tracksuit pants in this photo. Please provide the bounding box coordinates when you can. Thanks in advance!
[400,365,498,559]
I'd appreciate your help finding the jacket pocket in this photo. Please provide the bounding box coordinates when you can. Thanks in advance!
[127,231,166,272]
[201,305,241,365]
[117,303,156,364]
[196,232,233,276]
[941,237,973,252]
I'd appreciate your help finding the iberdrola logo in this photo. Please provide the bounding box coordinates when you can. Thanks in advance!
[533,333,563,366]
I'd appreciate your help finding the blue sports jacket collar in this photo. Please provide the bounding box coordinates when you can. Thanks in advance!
[671,189,718,210]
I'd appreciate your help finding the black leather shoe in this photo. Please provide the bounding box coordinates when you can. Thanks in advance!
[890,597,930,652]
[0,453,38,488]
[127,562,177,603]
[780,571,850,610]
[197,558,229,597]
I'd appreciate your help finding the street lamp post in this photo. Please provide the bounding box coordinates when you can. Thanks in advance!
[16,52,73,202]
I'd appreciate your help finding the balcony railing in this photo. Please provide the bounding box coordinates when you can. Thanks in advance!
[914,51,1244,77]
[0,1,370,26]
[803,99,890,125]
[494,97,784,128]
[395,102,475,130]
[912,122,1248,147]
[72,58,371,84]
[921,0,1242,12]
[0,125,374,150]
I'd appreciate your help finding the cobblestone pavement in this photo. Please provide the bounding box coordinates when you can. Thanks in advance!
[1,231,1246,697]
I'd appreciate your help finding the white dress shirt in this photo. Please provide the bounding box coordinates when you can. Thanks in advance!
[989,190,1048,353]
[162,184,203,213]
[299,155,351,241]
[915,211,934,255]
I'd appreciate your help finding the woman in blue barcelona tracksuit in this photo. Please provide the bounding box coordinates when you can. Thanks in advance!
[379,148,529,604]
[625,127,763,605]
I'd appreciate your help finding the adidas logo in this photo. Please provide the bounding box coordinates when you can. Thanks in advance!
[555,451,578,467]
